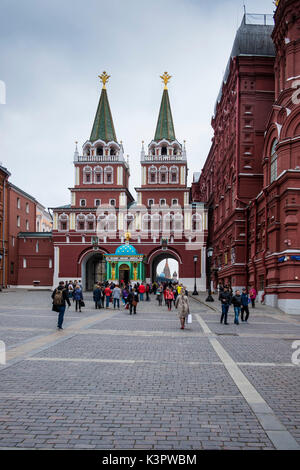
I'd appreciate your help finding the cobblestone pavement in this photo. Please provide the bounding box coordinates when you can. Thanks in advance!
[0,289,300,450]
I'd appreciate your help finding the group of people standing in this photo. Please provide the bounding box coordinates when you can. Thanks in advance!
[219,284,257,325]
[51,279,84,330]
[52,279,190,330]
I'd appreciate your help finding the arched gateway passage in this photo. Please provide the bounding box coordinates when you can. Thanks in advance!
[149,250,181,283]
[81,251,106,291]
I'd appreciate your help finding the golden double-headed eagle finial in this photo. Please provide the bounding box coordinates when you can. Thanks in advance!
[98,71,110,89]
[160,71,172,90]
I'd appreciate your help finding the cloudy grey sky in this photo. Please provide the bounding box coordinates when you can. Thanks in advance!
[0,0,275,210]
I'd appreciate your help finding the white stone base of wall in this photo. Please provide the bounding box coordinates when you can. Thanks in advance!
[265,294,278,308]
[278,298,300,315]
[10,285,52,290]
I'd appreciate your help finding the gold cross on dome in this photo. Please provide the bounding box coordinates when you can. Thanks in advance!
[160,72,172,90]
[98,71,110,89]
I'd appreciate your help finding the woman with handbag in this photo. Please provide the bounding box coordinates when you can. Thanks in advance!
[175,289,189,330]
[128,288,139,315]
[73,285,84,312]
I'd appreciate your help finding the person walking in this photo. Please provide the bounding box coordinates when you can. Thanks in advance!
[175,289,189,330]
[231,290,242,325]
[127,288,139,315]
[73,285,84,312]
[165,287,174,311]
[122,286,129,308]
[156,284,163,306]
[138,283,146,301]
[113,284,121,309]
[104,285,112,308]
[93,284,102,309]
[241,288,250,322]
[219,286,231,325]
[146,283,150,301]
[52,281,71,330]
[249,287,257,308]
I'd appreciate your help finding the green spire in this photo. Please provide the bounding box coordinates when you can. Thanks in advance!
[154,75,176,142]
[90,72,117,143]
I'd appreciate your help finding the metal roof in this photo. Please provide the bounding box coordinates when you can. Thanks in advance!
[214,14,275,115]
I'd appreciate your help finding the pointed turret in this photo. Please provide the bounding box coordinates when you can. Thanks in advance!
[154,72,176,142]
[90,71,117,143]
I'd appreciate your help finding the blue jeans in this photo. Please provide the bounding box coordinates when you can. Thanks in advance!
[234,306,241,324]
[57,305,66,328]
[113,298,120,308]
[106,296,110,308]
[221,303,229,323]
[140,293,144,301]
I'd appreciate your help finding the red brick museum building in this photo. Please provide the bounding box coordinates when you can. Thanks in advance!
[192,0,300,314]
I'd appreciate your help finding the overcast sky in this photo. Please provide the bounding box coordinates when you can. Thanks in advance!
[0,0,275,211]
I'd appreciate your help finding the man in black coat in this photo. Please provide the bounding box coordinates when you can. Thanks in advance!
[52,281,71,330]
[219,286,231,325]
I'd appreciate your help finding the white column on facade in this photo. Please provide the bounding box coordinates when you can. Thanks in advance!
[75,167,80,185]
[71,192,76,206]
[53,246,60,287]
[199,245,207,291]
[53,213,58,230]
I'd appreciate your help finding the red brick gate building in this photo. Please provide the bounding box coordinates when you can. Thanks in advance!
[51,72,207,291]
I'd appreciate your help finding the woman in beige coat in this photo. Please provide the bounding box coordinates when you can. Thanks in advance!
[175,289,189,329]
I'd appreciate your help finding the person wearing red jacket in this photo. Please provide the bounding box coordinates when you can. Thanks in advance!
[138,283,146,301]
[104,286,112,308]
[165,287,174,311]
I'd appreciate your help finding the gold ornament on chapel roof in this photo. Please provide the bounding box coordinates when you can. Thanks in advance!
[98,71,110,89]
[160,72,172,90]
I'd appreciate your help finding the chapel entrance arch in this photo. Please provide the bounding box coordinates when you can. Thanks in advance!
[119,264,130,284]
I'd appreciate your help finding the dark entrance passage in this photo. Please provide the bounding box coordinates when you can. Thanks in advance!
[119,264,130,284]
[85,254,105,290]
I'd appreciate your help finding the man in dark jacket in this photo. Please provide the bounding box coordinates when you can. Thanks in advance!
[241,288,250,322]
[93,284,102,309]
[231,290,242,325]
[52,281,71,330]
[219,287,231,325]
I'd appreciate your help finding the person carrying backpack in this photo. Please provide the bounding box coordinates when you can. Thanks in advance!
[52,281,71,330]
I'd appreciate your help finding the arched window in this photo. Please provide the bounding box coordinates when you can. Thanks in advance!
[104,166,113,184]
[84,145,91,157]
[125,213,135,232]
[148,166,157,184]
[161,146,167,155]
[151,213,161,232]
[107,214,117,232]
[83,166,92,184]
[163,213,174,232]
[86,213,95,231]
[76,214,86,231]
[97,213,108,232]
[159,166,168,184]
[110,147,116,156]
[270,139,278,183]
[169,166,178,183]
[142,214,151,232]
[94,166,103,184]
[174,213,183,232]
[58,213,69,231]
[96,146,103,156]
[192,213,202,232]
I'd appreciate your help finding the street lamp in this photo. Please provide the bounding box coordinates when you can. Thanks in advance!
[192,255,198,296]
[206,247,214,302]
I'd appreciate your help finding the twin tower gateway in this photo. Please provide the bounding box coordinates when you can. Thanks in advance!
[51,72,207,290]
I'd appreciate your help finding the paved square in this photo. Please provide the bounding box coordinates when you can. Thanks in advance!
[0,290,300,449]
